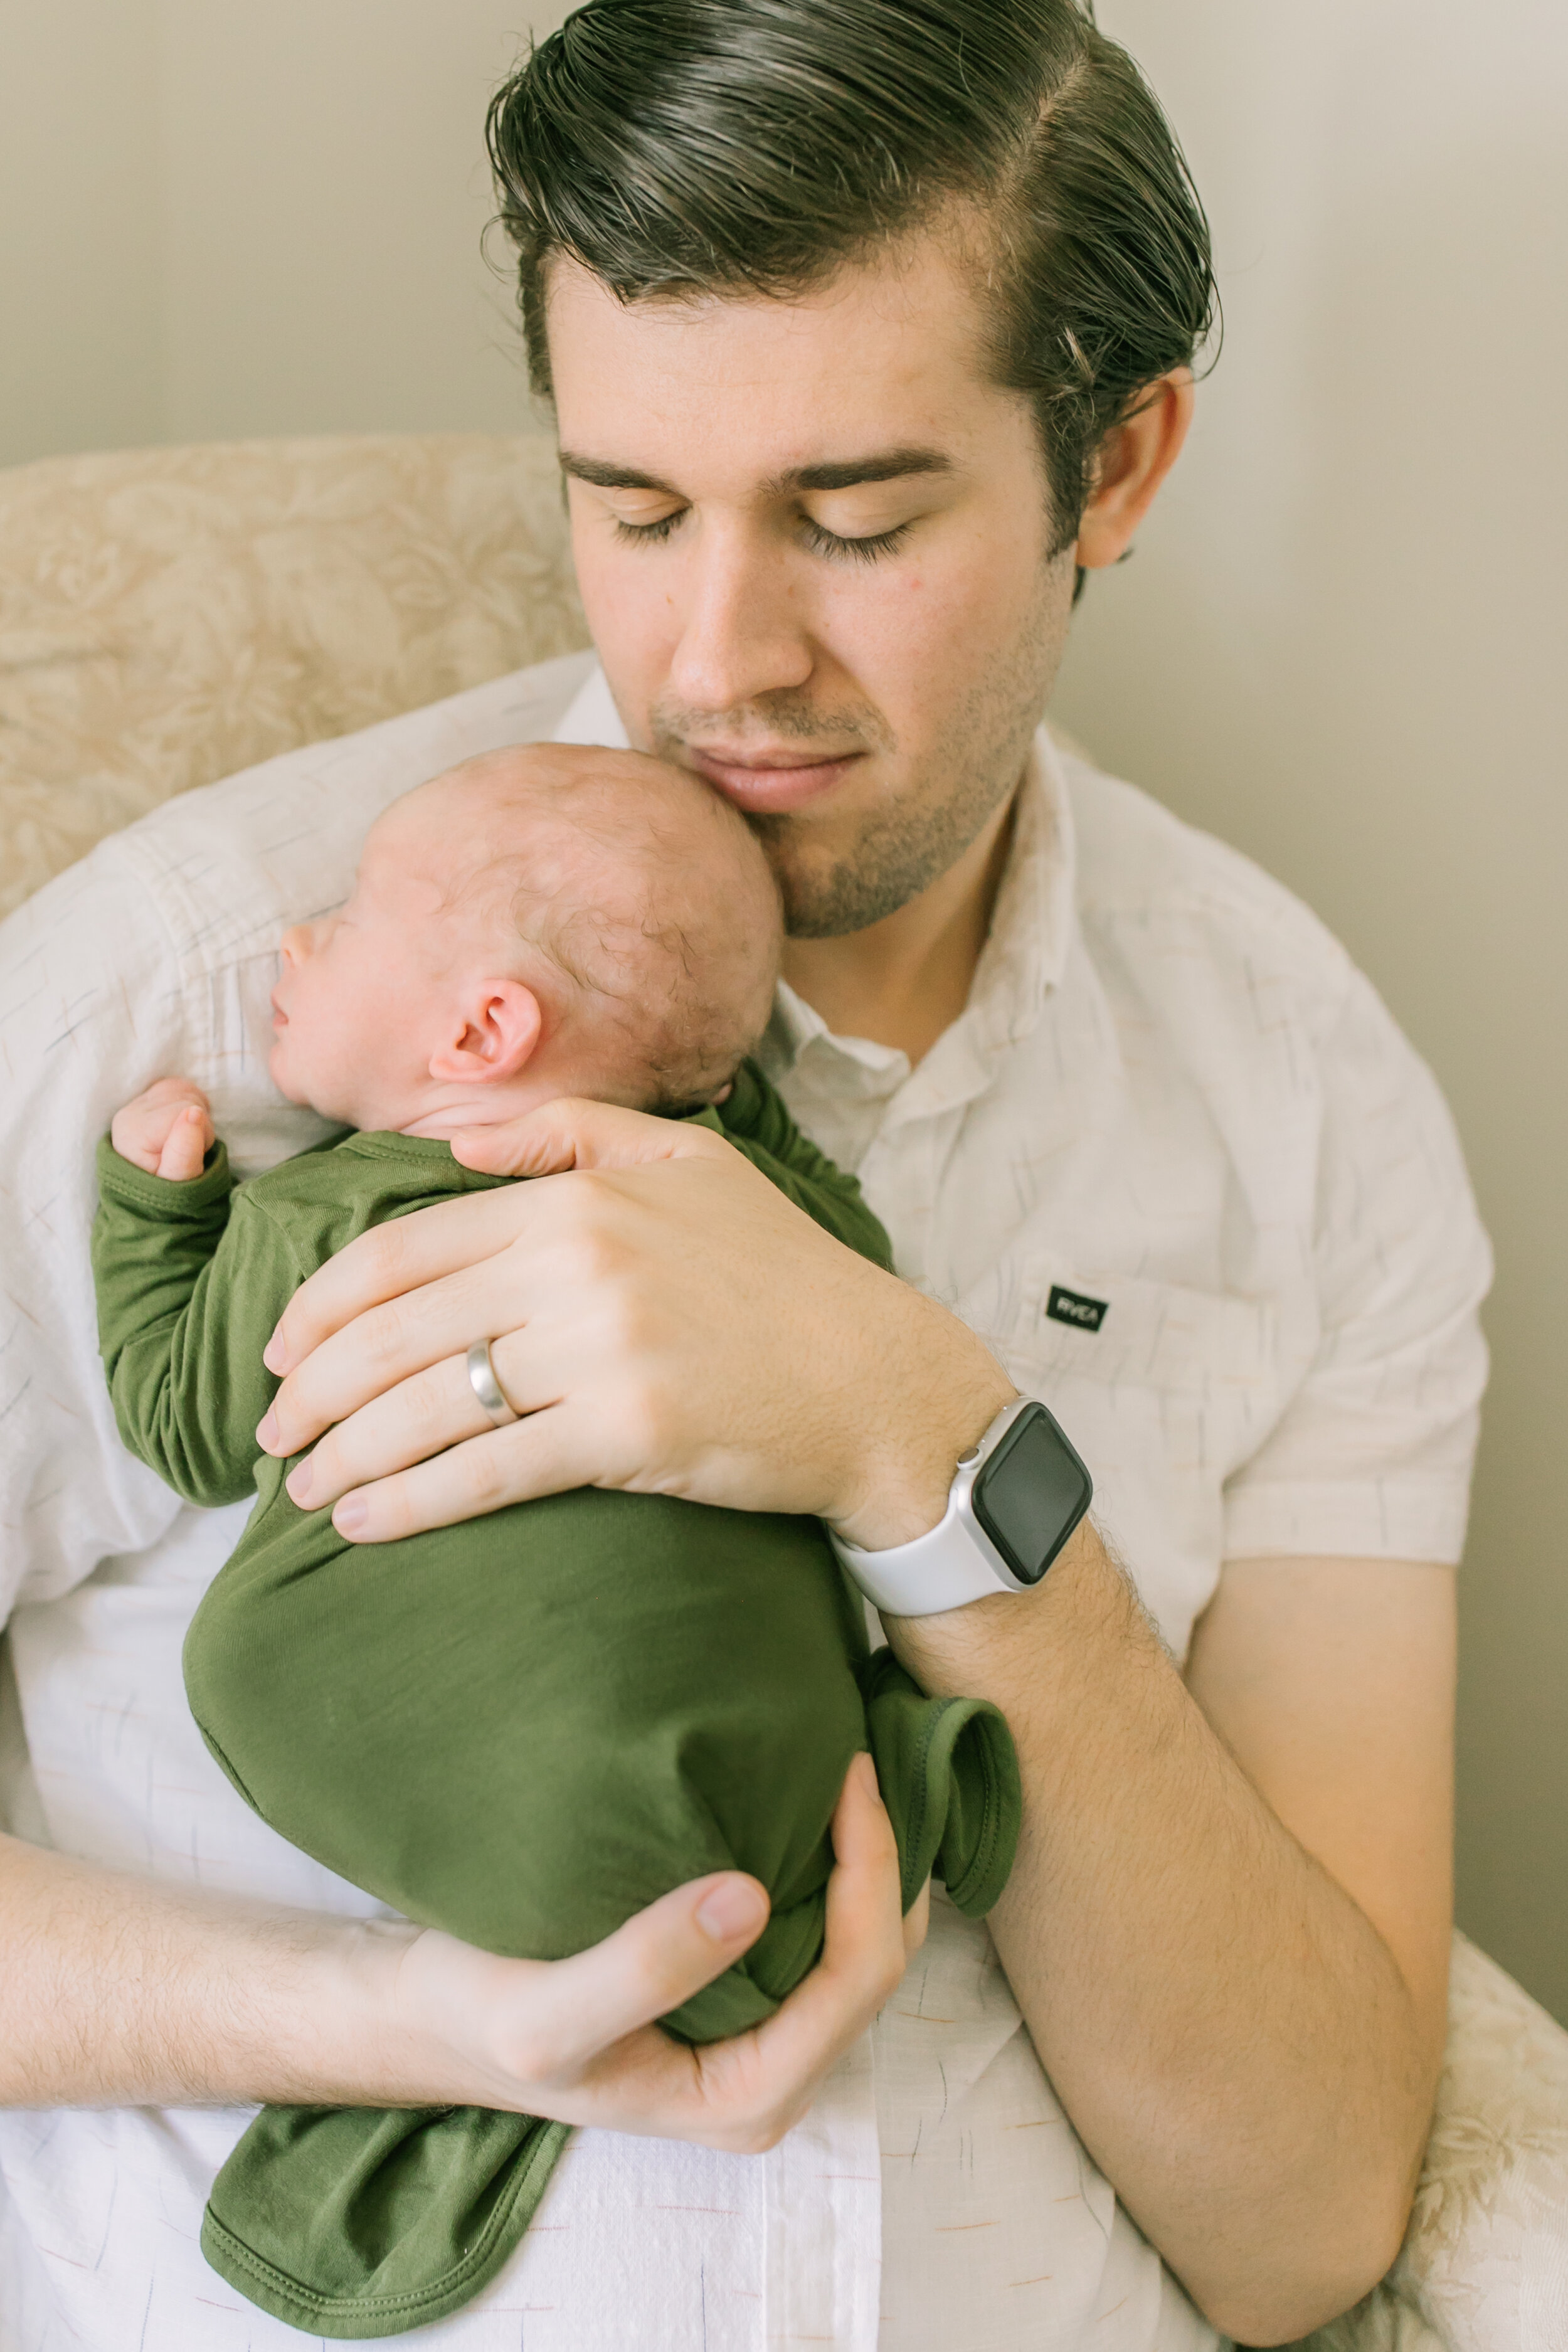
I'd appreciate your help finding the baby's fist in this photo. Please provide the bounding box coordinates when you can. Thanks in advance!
[112,1078,216,1181]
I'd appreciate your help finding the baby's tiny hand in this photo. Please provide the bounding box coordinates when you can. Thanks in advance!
[112,1078,217,1180]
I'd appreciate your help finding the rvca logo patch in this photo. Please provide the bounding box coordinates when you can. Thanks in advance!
[1046,1283,1110,1333]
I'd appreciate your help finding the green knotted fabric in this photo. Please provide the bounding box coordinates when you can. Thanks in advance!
[201,2107,572,2340]
[92,1062,1022,2339]
[198,1654,1017,2338]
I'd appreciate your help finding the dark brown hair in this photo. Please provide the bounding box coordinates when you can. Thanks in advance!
[487,0,1216,551]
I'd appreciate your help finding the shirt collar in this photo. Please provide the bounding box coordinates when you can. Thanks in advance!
[970,726,1078,1052]
[551,664,1079,1106]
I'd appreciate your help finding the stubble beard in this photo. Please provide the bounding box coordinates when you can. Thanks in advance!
[648,554,1069,939]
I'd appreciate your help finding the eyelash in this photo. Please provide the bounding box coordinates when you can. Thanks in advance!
[612,512,913,565]
[802,517,913,565]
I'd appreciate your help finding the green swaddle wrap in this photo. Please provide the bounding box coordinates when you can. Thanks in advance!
[92,1064,1022,2338]
[197,1645,1015,2340]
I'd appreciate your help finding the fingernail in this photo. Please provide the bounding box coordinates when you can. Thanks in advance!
[285,1460,313,1505]
[695,1878,768,1943]
[257,1409,280,1450]
[334,1495,368,1538]
[262,1335,285,1373]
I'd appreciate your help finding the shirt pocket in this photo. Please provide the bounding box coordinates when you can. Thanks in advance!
[957,1261,1284,1486]
[948,1263,1285,1660]
[1016,1267,1273,1389]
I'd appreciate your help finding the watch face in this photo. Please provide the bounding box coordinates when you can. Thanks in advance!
[972,1404,1094,1586]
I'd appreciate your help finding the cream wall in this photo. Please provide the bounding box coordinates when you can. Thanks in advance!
[0,1,162,463]
[3,2,1565,2016]
[0,0,563,468]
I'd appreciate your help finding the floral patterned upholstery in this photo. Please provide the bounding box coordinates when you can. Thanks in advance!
[2,432,1565,2352]
[0,432,587,918]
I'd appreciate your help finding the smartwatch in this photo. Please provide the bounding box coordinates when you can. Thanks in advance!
[829,1397,1093,1618]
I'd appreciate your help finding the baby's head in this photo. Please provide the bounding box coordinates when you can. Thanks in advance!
[269,744,782,1136]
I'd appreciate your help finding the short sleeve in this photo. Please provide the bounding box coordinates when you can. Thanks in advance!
[1222,968,1491,1565]
[0,843,199,1623]
[0,649,596,1629]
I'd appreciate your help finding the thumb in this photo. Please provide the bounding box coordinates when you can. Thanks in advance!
[512,1872,771,2076]
[450,1096,734,1179]
[156,1104,209,1182]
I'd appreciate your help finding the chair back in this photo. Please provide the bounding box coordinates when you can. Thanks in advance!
[0,432,586,916]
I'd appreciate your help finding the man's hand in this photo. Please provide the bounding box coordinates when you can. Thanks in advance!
[256,1098,1014,1549]
[0,1752,920,2134]
[373,1752,925,2148]
[110,1077,216,1180]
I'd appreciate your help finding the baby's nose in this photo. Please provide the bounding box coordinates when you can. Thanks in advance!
[278,923,313,966]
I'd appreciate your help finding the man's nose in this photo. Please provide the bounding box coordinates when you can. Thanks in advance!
[666,521,815,715]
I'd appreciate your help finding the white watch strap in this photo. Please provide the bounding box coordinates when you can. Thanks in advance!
[829,1503,1014,1618]
[827,1398,1040,1618]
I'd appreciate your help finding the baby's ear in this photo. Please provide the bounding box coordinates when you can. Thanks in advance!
[429,981,543,1086]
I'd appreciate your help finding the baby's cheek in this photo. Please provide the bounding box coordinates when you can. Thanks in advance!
[268,1033,309,1106]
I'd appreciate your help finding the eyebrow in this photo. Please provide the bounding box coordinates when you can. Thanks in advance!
[558,447,956,497]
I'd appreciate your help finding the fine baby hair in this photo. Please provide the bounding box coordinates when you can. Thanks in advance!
[398,744,784,1112]
[265,743,785,1143]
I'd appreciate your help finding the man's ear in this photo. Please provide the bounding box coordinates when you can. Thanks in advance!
[1076,369,1195,574]
[428,980,543,1086]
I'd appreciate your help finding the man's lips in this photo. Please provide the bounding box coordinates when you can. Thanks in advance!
[684,744,866,815]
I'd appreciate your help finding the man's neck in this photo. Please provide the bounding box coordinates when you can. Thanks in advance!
[781,788,1018,1066]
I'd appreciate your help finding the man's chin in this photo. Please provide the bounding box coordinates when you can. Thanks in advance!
[753,820,948,940]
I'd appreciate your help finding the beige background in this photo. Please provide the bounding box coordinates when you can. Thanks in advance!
[2,1,1564,2018]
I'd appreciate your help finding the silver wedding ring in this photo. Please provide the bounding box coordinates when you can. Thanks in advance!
[466,1337,519,1428]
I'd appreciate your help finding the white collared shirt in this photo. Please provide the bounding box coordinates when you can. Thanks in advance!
[559,665,1490,1654]
[0,655,1486,2351]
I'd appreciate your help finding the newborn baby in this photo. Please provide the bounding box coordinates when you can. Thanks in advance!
[90,744,1020,2341]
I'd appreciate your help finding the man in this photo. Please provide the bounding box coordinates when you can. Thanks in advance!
[0,3,1488,2346]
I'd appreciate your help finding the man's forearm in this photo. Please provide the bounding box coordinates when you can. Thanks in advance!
[0,1830,420,2109]
[887,1528,1436,2346]
[0,1779,915,2156]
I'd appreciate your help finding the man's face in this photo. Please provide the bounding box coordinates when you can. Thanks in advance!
[546,230,1079,936]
